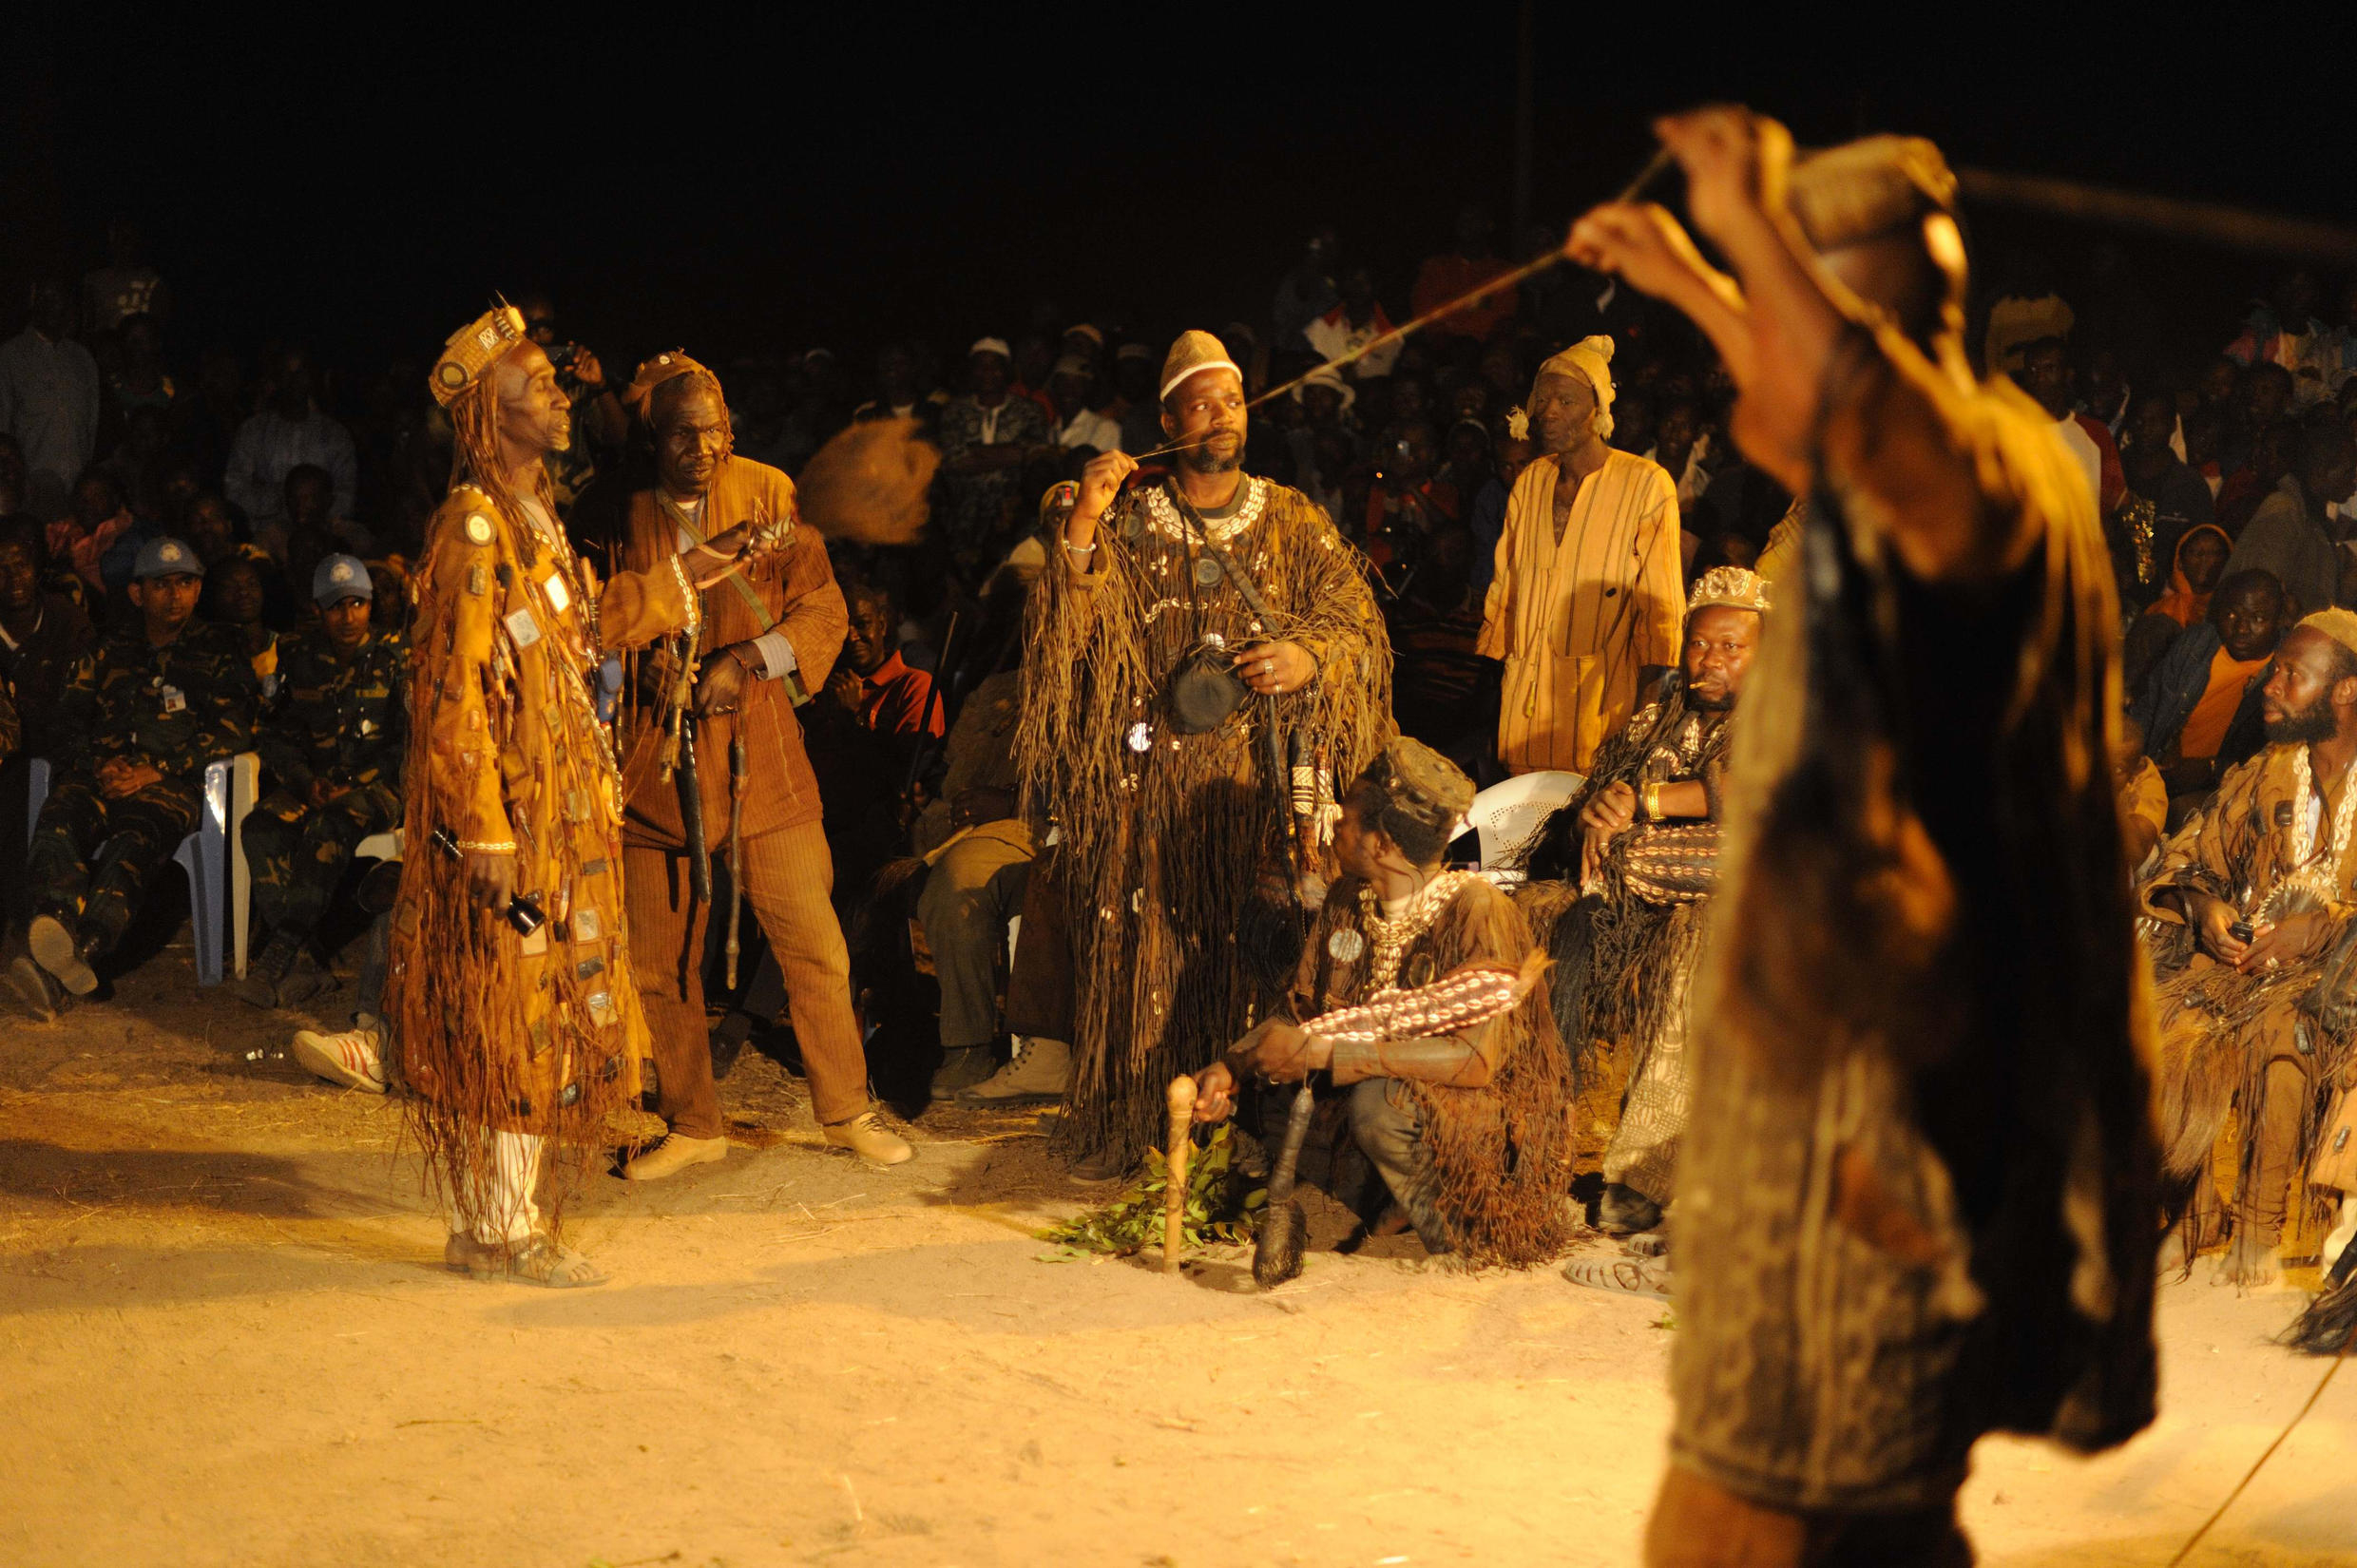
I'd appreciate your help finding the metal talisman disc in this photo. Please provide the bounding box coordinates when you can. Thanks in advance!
[1193,556,1224,587]
[1121,509,1144,542]
[1327,927,1365,962]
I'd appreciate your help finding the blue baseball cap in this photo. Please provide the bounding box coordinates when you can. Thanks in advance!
[132,536,204,581]
[312,553,374,606]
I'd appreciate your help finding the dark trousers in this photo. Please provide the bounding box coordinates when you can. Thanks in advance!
[241,783,401,944]
[28,773,199,953]
[1645,1463,1970,1567]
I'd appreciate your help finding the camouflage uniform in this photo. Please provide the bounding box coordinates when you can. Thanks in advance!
[29,621,260,952]
[243,624,409,946]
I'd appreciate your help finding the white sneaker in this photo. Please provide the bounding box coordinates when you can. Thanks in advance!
[955,1036,1072,1108]
[294,1025,387,1093]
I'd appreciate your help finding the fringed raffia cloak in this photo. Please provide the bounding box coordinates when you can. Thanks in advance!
[389,481,695,1235]
[1300,874,1574,1266]
[1669,327,2158,1513]
[1517,675,1732,1094]
[1016,473,1390,1167]
[2137,743,2357,1252]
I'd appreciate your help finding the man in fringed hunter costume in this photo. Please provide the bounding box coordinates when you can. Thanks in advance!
[2140,610,2357,1286]
[1016,331,1390,1176]
[1570,113,2157,1563]
[1521,564,1767,1244]
[1191,737,1571,1263]
[388,306,764,1287]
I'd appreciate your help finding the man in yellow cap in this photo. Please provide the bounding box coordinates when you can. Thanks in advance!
[1008,330,1391,1176]
[1476,334,1686,774]
[387,306,767,1287]
[2141,606,2357,1288]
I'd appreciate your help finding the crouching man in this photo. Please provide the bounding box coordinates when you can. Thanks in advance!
[1189,737,1573,1264]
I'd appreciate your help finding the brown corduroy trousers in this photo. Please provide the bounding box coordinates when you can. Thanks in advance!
[623,821,872,1136]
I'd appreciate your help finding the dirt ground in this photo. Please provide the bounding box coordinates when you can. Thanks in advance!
[3,941,2354,1568]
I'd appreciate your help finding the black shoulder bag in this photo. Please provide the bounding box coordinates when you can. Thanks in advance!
[1162,491,1284,735]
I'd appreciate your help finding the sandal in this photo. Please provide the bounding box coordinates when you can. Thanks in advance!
[1561,1255,1672,1300]
[447,1233,608,1288]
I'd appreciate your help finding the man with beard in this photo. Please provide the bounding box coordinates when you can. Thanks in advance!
[1519,566,1768,1252]
[1476,335,1684,774]
[389,309,763,1285]
[1011,331,1390,1176]
[605,353,910,1178]
[1569,114,2156,1561]
[2141,612,2357,1286]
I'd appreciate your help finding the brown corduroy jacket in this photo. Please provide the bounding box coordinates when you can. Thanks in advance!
[614,454,848,846]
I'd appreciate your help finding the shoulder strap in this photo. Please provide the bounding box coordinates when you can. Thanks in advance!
[1165,483,1284,632]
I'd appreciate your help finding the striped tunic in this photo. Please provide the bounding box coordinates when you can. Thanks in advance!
[1476,449,1683,774]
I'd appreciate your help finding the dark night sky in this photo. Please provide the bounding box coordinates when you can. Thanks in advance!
[9,6,2354,386]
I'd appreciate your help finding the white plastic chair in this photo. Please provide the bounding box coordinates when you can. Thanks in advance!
[26,752,258,986]
[1461,769,1583,875]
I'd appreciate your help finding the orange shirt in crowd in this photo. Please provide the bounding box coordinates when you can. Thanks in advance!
[2176,645,2269,760]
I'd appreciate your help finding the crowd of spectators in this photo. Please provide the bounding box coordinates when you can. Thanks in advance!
[5,209,2355,1103]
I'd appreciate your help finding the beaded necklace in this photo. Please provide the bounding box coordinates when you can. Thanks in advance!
[1357,870,1477,989]
[2260,743,2357,919]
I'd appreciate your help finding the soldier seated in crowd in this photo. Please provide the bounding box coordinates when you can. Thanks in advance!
[11,537,259,1020]
[239,554,408,1009]
[0,522,98,931]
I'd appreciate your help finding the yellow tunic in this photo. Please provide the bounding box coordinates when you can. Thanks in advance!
[1476,449,1682,774]
[391,481,695,1137]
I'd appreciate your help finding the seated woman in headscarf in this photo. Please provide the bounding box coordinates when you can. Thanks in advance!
[2125,522,2232,698]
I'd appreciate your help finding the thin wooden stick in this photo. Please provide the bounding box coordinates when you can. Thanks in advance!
[1163,1075,1197,1274]
[1124,142,1679,467]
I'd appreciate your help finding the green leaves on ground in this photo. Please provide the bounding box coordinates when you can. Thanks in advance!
[1038,1124,1265,1257]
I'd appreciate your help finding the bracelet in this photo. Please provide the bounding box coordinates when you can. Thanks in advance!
[1641,782,1663,820]
[1062,536,1097,555]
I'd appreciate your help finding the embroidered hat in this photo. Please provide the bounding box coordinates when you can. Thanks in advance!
[132,535,204,581]
[622,349,720,427]
[313,552,374,606]
[429,303,527,407]
[1689,565,1772,615]
[1533,335,1616,439]
[1159,329,1242,404]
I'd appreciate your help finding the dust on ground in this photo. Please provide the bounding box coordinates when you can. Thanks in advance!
[2,942,2353,1568]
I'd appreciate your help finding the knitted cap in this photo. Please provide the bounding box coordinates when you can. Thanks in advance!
[1533,335,1616,439]
[1159,330,1242,404]
[2299,607,2357,661]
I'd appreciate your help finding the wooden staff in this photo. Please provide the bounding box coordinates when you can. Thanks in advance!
[1163,1075,1197,1274]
